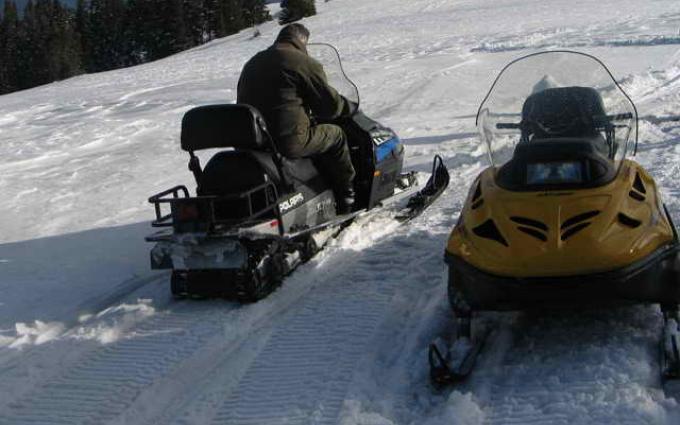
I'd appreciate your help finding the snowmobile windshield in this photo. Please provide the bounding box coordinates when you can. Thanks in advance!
[307,43,360,115]
[476,51,638,172]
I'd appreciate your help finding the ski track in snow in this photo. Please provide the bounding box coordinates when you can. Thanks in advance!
[2,0,680,424]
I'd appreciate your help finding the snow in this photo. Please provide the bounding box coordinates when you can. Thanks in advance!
[1,0,680,423]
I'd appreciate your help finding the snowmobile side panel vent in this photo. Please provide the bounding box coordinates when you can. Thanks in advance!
[561,210,600,230]
[618,213,642,228]
[471,182,483,209]
[633,173,647,194]
[510,216,548,231]
[561,222,591,241]
[629,190,645,202]
[472,182,482,202]
[473,219,508,247]
[517,226,548,242]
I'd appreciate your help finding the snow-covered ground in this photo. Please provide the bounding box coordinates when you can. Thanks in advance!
[1,0,680,423]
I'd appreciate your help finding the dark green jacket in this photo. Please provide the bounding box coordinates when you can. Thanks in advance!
[237,36,347,156]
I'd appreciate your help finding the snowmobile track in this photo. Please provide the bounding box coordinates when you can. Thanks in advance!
[0,305,244,425]
[208,246,409,424]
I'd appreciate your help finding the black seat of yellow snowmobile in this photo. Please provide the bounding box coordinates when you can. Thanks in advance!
[522,87,606,140]
[497,137,616,191]
[181,104,272,152]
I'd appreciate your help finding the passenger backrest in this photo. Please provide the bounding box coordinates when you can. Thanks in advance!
[181,104,273,152]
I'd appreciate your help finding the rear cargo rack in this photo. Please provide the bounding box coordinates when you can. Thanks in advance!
[148,182,283,235]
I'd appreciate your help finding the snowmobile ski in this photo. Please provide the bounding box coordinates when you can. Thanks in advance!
[661,307,680,380]
[428,327,490,389]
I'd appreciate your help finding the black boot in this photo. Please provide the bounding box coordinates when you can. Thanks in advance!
[336,188,355,215]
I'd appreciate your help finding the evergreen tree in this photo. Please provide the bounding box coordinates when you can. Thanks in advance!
[160,0,189,57]
[0,1,20,93]
[88,0,127,71]
[279,0,315,24]
[75,0,91,69]
[16,0,40,89]
[242,0,270,28]
[183,0,207,45]
[219,0,243,36]
[203,0,221,40]
[46,0,83,80]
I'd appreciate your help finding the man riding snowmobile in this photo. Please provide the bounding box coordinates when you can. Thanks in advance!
[145,39,450,301]
[237,23,356,213]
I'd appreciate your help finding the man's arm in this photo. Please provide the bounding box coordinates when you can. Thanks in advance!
[303,59,348,120]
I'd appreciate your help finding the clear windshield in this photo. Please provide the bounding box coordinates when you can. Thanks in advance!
[307,43,360,113]
[476,51,638,169]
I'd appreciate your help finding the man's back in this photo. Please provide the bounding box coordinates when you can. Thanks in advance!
[237,38,345,156]
[237,24,356,212]
[238,43,311,151]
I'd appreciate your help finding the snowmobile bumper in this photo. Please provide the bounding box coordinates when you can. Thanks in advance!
[150,238,248,270]
[446,243,680,311]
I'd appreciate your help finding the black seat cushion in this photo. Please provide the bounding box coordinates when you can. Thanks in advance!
[497,137,616,191]
[198,151,277,221]
[197,150,329,221]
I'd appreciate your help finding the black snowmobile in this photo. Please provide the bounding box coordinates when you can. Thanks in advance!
[145,44,449,301]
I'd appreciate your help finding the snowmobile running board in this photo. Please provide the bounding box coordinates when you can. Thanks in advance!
[285,155,450,240]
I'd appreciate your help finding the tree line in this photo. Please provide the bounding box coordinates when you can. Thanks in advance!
[0,0,274,95]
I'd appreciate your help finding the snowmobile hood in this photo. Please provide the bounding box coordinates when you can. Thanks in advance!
[446,160,676,278]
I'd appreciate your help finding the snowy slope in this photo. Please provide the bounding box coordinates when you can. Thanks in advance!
[1,0,680,424]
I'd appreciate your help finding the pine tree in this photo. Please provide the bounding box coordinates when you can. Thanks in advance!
[183,0,207,45]
[0,1,20,93]
[203,0,221,40]
[279,0,315,25]
[219,0,243,36]
[242,0,270,28]
[16,0,41,89]
[46,0,83,80]
[75,0,91,69]
[88,0,127,71]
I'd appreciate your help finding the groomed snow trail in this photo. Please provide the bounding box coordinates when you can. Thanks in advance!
[2,0,680,424]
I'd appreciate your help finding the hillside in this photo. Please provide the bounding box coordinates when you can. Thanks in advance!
[1,0,680,424]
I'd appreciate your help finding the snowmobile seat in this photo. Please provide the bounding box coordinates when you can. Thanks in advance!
[181,104,327,220]
[497,137,617,191]
[521,86,607,141]
[181,104,273,152]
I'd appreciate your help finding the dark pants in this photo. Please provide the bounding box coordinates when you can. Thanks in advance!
[280,124,356,193]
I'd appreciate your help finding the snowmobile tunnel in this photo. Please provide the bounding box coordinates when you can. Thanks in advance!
[181,104,274,152]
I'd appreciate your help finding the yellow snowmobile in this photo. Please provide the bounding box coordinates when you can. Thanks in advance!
[429,51,680,386]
